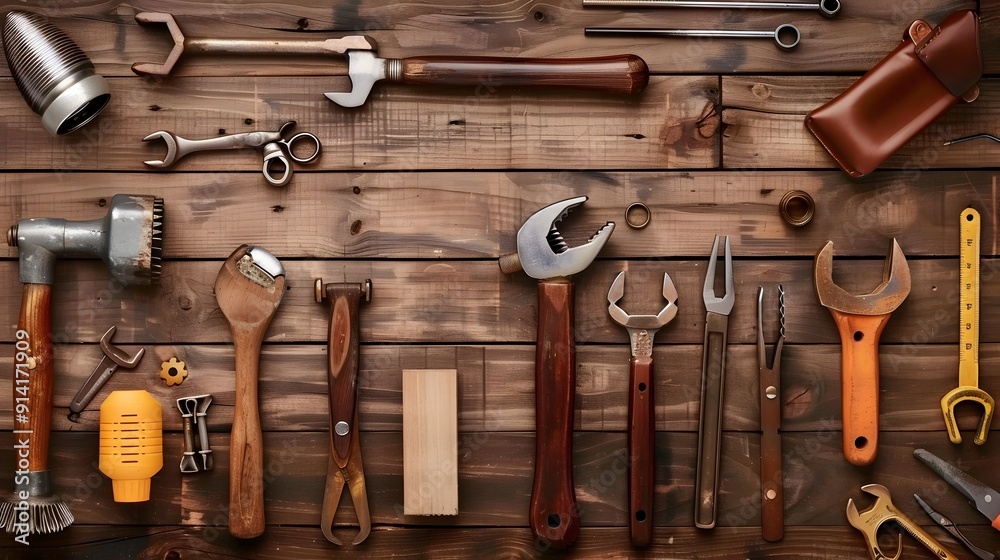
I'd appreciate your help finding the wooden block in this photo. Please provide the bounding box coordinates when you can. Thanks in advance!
[403,369,459,516]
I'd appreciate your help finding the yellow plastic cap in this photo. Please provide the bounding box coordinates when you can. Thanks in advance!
[99,390,163,503]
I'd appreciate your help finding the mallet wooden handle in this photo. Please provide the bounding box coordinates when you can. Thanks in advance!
[628,355,654,546]
[15,284,54,473]
[324,284,363,467]
[829,310,889,466]
[397,54,649,95]
[530,279,580,549]
[229,323,267,538]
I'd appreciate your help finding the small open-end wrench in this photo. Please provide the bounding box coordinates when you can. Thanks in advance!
[814,240,910,466]
[143,121,320,187]
[499,196,615,549]
[607,271,678,547]
[132,13,649,107]
[846,484,958,560]
[68,326,144,422]
[582,0,841,18]
[586,24,801,50]
[695,235,734,529]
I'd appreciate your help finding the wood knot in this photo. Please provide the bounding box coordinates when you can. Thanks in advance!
[751,83,771,99]
[350,220,362,235]
[178,296,193,311]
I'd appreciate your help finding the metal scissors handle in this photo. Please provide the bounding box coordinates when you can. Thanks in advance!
[262,122,322,187]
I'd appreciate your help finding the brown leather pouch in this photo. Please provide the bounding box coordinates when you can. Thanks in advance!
[805,10,982,178]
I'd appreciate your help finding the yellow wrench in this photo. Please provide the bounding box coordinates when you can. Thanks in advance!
[942,208,995,445]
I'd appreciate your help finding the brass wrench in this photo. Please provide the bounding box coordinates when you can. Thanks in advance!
[846,484,958,560]
[607,271,679,546]
[68,325,144,422]
[143,121,320,187]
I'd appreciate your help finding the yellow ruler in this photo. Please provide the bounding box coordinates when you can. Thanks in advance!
[959,208,980,389]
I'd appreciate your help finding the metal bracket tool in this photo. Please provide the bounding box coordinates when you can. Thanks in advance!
[68,326,145,422]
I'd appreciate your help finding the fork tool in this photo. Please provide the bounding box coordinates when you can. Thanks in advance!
[607,271,679,546]
[695,235,734,529]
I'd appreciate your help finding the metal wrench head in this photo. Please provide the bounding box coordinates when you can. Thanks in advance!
[508,196,614,280]
[325,50,386,108]
[607,271,678,331]
[846,484,903,560]
[142,131,179,167]
[814,239,911,315]
[99,325,145,368]
[132,13,186,76]
[703,235,734,315]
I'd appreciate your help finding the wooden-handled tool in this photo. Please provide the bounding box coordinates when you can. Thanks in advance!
[814,240,910,466]
[315,278,372,545]
[757,285,785,542]
[215,245,286,539]
[607,271,678,546]
[131,13,649,108]
[499,196,615,549]
[3,194,162,536]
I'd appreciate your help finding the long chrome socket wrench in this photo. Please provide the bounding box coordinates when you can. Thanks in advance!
[582,0,840,18]
[586,24,801,50]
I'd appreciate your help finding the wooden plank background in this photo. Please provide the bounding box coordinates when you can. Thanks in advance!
[1,0,999,558]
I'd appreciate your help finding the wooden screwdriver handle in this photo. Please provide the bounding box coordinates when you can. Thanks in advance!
[398,54,649,95]
[829,310,890,466]
[628,356,654,547]
[15,284,54,473]
[324,283,364,468]
[530,279,580,549]
[229,323,268,539]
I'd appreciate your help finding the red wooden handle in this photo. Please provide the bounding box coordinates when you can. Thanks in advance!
[530,280,580,549]
[628,356,654,547]
[760,429,783,541]
[400,54,649,95]
[15,284,54,473]
[324,284,363,468]
[229,324,267,539]
[829,310,889,466]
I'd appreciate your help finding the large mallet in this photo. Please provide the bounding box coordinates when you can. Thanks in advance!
[1,194,163,534]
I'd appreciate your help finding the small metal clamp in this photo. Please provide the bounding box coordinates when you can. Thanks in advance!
[176,394,213,473]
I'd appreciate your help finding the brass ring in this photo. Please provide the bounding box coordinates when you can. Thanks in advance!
[779,190,815,227]
[625,202,651,229]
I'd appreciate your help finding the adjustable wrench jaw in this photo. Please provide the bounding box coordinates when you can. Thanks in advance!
[607,271,679,345]
[325,50,385,108]
[814,240,911,315]
[846,485,904,560]
[507,196,615,280]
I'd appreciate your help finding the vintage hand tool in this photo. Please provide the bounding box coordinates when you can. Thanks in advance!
[814,239,910,466]
[944,208,995,444]
[944,133,1000,146]
[143,121,320,187]
[499,196,615,548]
[0,194,162,536]
[757,285,785,542]
[915,448,1000,531]
[177,395,214,473]
[67,326,145,422]
[315,278,373,545]
[846,484,958,560]
[607,271,679,546]
[215,245,286,539]
[132,13,649,107]
[695,235,733,529]
[582,0,841,17]
[585,25,801,50]
[915,494,996,560]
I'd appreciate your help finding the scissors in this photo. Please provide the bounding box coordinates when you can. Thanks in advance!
[143,120,320,186]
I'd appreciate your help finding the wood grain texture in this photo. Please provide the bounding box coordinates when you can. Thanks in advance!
[402,369,458,516]
[1,431,998,533]
[0,75,715,171]
[5,170,1000,260]
[15,285,53,472]
[722,77,1000,170]
[1,343,996,435]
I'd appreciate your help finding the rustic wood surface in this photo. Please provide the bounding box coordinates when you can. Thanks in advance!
[1,0,999,558]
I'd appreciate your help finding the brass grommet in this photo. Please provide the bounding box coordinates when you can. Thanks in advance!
[625,202,651,229]
[779,190,814,227]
